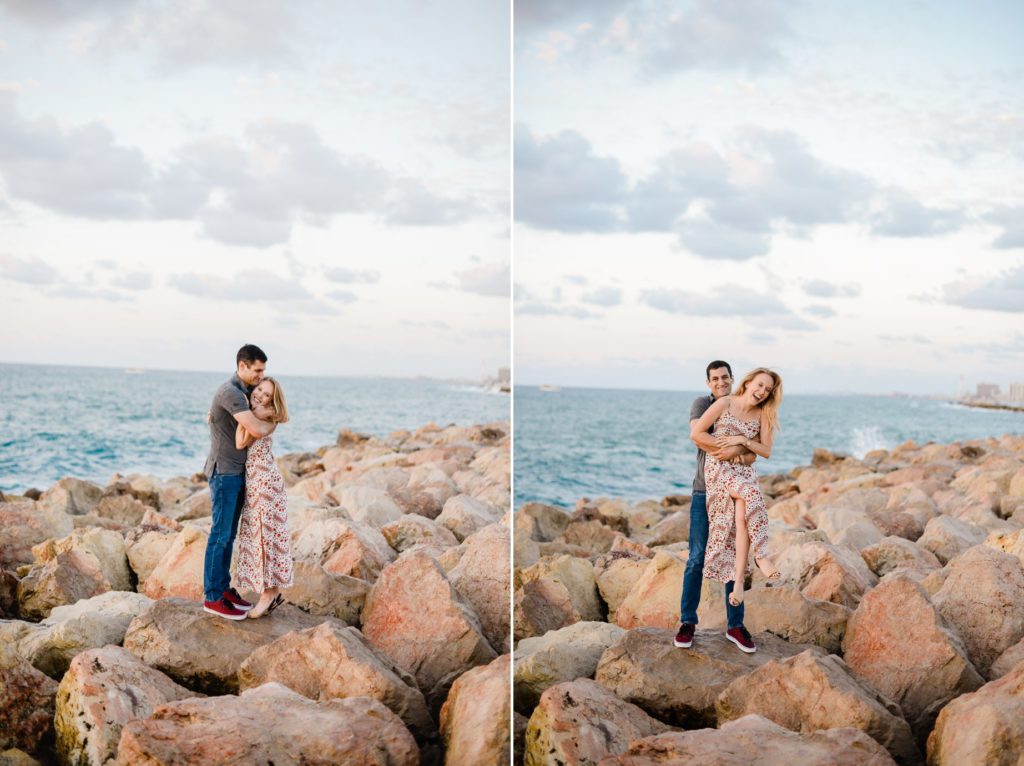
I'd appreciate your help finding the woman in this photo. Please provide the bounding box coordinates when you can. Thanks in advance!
[234,376,294,618]
[691,368,783,607]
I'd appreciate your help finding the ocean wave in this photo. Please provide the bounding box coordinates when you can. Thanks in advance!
[849,425,891,459]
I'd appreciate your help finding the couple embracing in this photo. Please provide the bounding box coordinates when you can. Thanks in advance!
[202,344,295,621]
[674,360,784,654]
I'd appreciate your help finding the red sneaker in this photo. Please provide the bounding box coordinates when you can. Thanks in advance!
[726,626,757,653]
[203,598,247,620]
[673,622,695,648]
[223,588,253,611]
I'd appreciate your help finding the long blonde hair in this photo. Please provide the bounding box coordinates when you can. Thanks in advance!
[736,367,783,434]
[261,377,290,424]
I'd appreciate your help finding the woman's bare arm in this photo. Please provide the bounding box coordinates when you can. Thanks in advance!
[235,422,256,450]
[690,397,729,441]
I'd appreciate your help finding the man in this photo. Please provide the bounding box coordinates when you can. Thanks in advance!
[674,360,760,653]
[202,344,276,620]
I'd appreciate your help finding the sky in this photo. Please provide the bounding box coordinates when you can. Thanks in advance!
[513,0,1024,395]
[0,0,510,380]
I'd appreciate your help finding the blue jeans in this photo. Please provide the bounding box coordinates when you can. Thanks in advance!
[203,470,246,602]
[680,491,745,629]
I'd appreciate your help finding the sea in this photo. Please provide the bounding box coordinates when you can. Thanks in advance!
[514,386,1024,509]
[0,363,510,494]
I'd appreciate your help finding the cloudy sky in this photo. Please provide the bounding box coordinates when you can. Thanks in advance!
[0,0,509,380]
[514,0,1023,394]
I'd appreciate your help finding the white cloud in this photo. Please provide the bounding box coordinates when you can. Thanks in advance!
[581,286,623,306]
[324,267,381,285]
[803,280,861,298]
[941,265,1024,313]
[456,262,509,297]
[0,253,60,284]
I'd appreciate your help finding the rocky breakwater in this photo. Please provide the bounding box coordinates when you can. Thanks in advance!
[513,434,1024,766]
[0,420,511,766]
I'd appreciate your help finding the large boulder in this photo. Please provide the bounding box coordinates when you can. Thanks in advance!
[361,552,496,706]
[594,552,649,623]
[17,549,110,620]
[32,527,132,592]
[716,650,921,765]
[513,576,581,641]
[92,494,151,526]
[293,517,396,583]
[517,503,569,543]
[814,507,884,551]
[741,585,851,654]
[121,597,325,694]
[594,627,819,728]
[381,514,460,555]
[38,478,103,516]
[437,495,503,542]
[124,524,177,589]
[860,536,941,578]
[931,545,1024,676]
[524,679,672,766]
[513,621,625,712]
[517,555,601,623]
[440,654,511,766]
[927,659,1024,765]
[599,714,898,766]
[238,621,433,743]
[54,645,196,766]
[917,516,986,565]
[141,523,207,601]
[0,501,74,567]
[329,485,404,528]
[613,551,685,630]
[114,683,418,766]
[990,637,1024,680]
[777,540,877,608]
[281,559,369,624]
[19,591,153,677]
[448,523,511,653]
[842,575,984,737]
[0,643,58,754]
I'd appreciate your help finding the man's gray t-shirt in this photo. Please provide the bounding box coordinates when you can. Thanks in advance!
[204,374,252,477]
[690,394,714,493]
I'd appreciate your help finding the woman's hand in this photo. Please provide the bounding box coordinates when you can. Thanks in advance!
[714,433,746,448]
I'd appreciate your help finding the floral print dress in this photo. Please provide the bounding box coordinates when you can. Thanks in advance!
[702,410,771,583]
[236,434,294,592]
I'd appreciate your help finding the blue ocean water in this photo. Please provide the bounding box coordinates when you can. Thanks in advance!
[0,363,509,494]
[514,386,1024,509]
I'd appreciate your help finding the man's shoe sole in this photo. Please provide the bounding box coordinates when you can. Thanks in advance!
[232,603,254,611]
[726,633,757,653]
[203,605,247,621]
[673,637,693,648]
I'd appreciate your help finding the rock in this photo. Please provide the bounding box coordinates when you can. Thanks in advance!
[932,545,1024,676]
[518,504,569,542]
[514,621,625,712]
[990,637,1024,680]
[238,622,433,743]
[524,679,672,766]
[124,525,177,589]
[92,494,151,525]
[381,514,460,554]
[17,549,110,620]
[517,555,601,623]
[293,517,396,583]
[741,585,851,654]
[142,523,208,601]
[614,551,685,630]
[337,427,372,447]
[440,654,510,766]
[0,643,58,753]
[361,552,497,706]
[716,650,921,765]
[38,477,103,516]
[842,575,983,737]
[281,559,369,624]
[54,645,196,766]
[0,749,41,766]
[0,570,17,619]
[329,485,404,528]
[927,659,1024,765]
[437,494,503,542]
[814,507,884,551]
[115,683,418,766]
[594,627,819,728]
[777,541,877,609]
[19,591,153,677]
[176,487,212,520]
[917,516,986,565]
[984,527,1024,563]
[448,523,511,654]
[32,527,132,592]
[513,577,581,641]
[861,536,941,578]
[514,522,541,569]
[556,519,621,554]
[121,597,325,694]
[634,511,690,547]
[0,501,74,568]
[595,552,649,623]
[600,714,898,766]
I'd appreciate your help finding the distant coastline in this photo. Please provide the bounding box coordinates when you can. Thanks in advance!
[956,400,1024,414]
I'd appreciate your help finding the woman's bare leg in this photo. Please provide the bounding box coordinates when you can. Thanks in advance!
[730,495,749,606]
[247,587,280,619]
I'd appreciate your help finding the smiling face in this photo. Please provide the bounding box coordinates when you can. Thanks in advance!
[706,366,733,399]
[238,360,266,387]
[748,372,775,407]
[251,379,274,407]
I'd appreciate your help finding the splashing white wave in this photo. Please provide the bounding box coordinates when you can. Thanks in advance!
[849,426,891,458]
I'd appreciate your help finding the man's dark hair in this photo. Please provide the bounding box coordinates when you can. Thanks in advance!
[706,360,732,380]
[236,344,268,366]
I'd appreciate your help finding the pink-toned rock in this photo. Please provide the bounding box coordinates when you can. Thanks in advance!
[114,683,418,766]
[740,585,851,653]
[513,576,580,641]
[917,516,986,564]
[92,493,151,525]
[32,526,131,592]
[517,504,570,542]
[440,654,511,766]
[437,494,503,542]
[524,679,672,766]
[777,541,877,608]
[984,527,1024,563]
[716,650,920,765]
[634,511,690,547]
[361,552,497,705]
[595,552,649,623]
[448,523,511,654]
[294,517,396,583]
[599,714,898,766]
[54,645,197,766]
[124,524,177,589]
[142,523,207,601]
[517,554,602,623]
[281,559,369,624]
[932,545,1024,676]
[990,637,1024,680]
[556,519,621,554]
[926,658,1024,766]
[238,622,433,742]
[861,536,941,578]
[38,477,103,516]
[842,575,983,736]
[176,487,212,520]
[614,551,685,630]
[0,500,74,567]
[17,548,110,620]
[381,514,459,554]
[0,643,58,753]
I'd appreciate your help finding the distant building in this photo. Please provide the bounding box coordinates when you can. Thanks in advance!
[1010,383,1024,402]
[976,383,1000,399]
